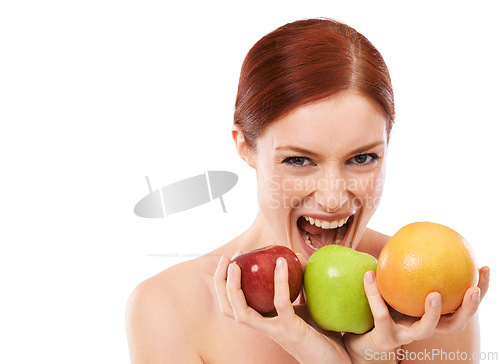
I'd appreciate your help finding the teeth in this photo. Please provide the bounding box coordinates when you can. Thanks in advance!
[300,230,313,248]
[304,215,350,229]
[300,215,352,250]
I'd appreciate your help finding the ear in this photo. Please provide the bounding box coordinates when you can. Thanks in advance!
[232,125,256,169]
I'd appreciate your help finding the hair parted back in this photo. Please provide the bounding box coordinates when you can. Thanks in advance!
[234,18,395,150]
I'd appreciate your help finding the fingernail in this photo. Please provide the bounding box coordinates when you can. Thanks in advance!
[431,295,441,308]
[472,288,480,302]
[276,257,285,270]
[365,271,375,283]
[228,263,234,277]
[484,267,490,280]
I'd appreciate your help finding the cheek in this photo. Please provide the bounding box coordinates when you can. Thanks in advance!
[348,170,385,209]
[258,171,315,210]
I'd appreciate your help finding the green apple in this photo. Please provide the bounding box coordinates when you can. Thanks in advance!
[303,245,377,334]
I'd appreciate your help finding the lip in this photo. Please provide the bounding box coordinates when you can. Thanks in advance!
[295,212,356,256]
[298,212,354,223]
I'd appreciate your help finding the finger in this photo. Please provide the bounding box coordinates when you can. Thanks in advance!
[436,266,489,333]
[231,250,243,260]
[274,258,294,318]
[435,286,480,334]
[213,255,233,317]
[478,266,490,301]
[364,271,393,332]
[226,262,262,325]
[404,292,441,341]
[296,253,308,272]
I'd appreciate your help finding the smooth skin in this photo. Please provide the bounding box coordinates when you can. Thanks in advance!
[126,92,490,363]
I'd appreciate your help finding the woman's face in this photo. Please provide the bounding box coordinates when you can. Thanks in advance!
[251,91,388,258]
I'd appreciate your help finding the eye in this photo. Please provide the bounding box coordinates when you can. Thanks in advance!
[282,156,314,167]
[347,153,379,166]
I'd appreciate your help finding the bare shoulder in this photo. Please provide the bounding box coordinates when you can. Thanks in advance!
[357,228,391,258]
[125,255,220,363]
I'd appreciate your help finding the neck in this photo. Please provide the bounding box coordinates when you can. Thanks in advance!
[210,210,284,257]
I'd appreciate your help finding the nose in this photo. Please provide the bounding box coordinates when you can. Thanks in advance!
[313,171,348,212]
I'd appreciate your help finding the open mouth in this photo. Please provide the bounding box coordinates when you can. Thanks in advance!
[297,214,353,251]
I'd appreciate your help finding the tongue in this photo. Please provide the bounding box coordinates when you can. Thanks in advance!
[298,218,338,247]
[309,231,338,248]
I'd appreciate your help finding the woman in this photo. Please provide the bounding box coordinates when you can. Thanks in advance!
[126,18,489,363]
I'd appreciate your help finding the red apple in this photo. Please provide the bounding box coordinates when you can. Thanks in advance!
[231,245,303,314]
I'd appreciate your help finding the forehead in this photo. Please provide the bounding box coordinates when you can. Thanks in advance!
[258,92,387,153]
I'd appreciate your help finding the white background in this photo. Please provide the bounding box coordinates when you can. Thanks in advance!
[1,1,498,362]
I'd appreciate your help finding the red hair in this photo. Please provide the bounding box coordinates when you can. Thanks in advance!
[234,18,395,150]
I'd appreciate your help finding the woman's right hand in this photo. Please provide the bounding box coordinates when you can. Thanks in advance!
[343,267,490,362]
[213,252,352,364]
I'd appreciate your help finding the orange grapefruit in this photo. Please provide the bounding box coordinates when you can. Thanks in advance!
[376,222,478,317]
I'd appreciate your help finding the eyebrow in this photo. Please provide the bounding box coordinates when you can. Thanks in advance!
[275,141,385,157]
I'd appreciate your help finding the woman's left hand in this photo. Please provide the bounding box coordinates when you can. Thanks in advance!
[214,252,351,364]
[343,266,490,361]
